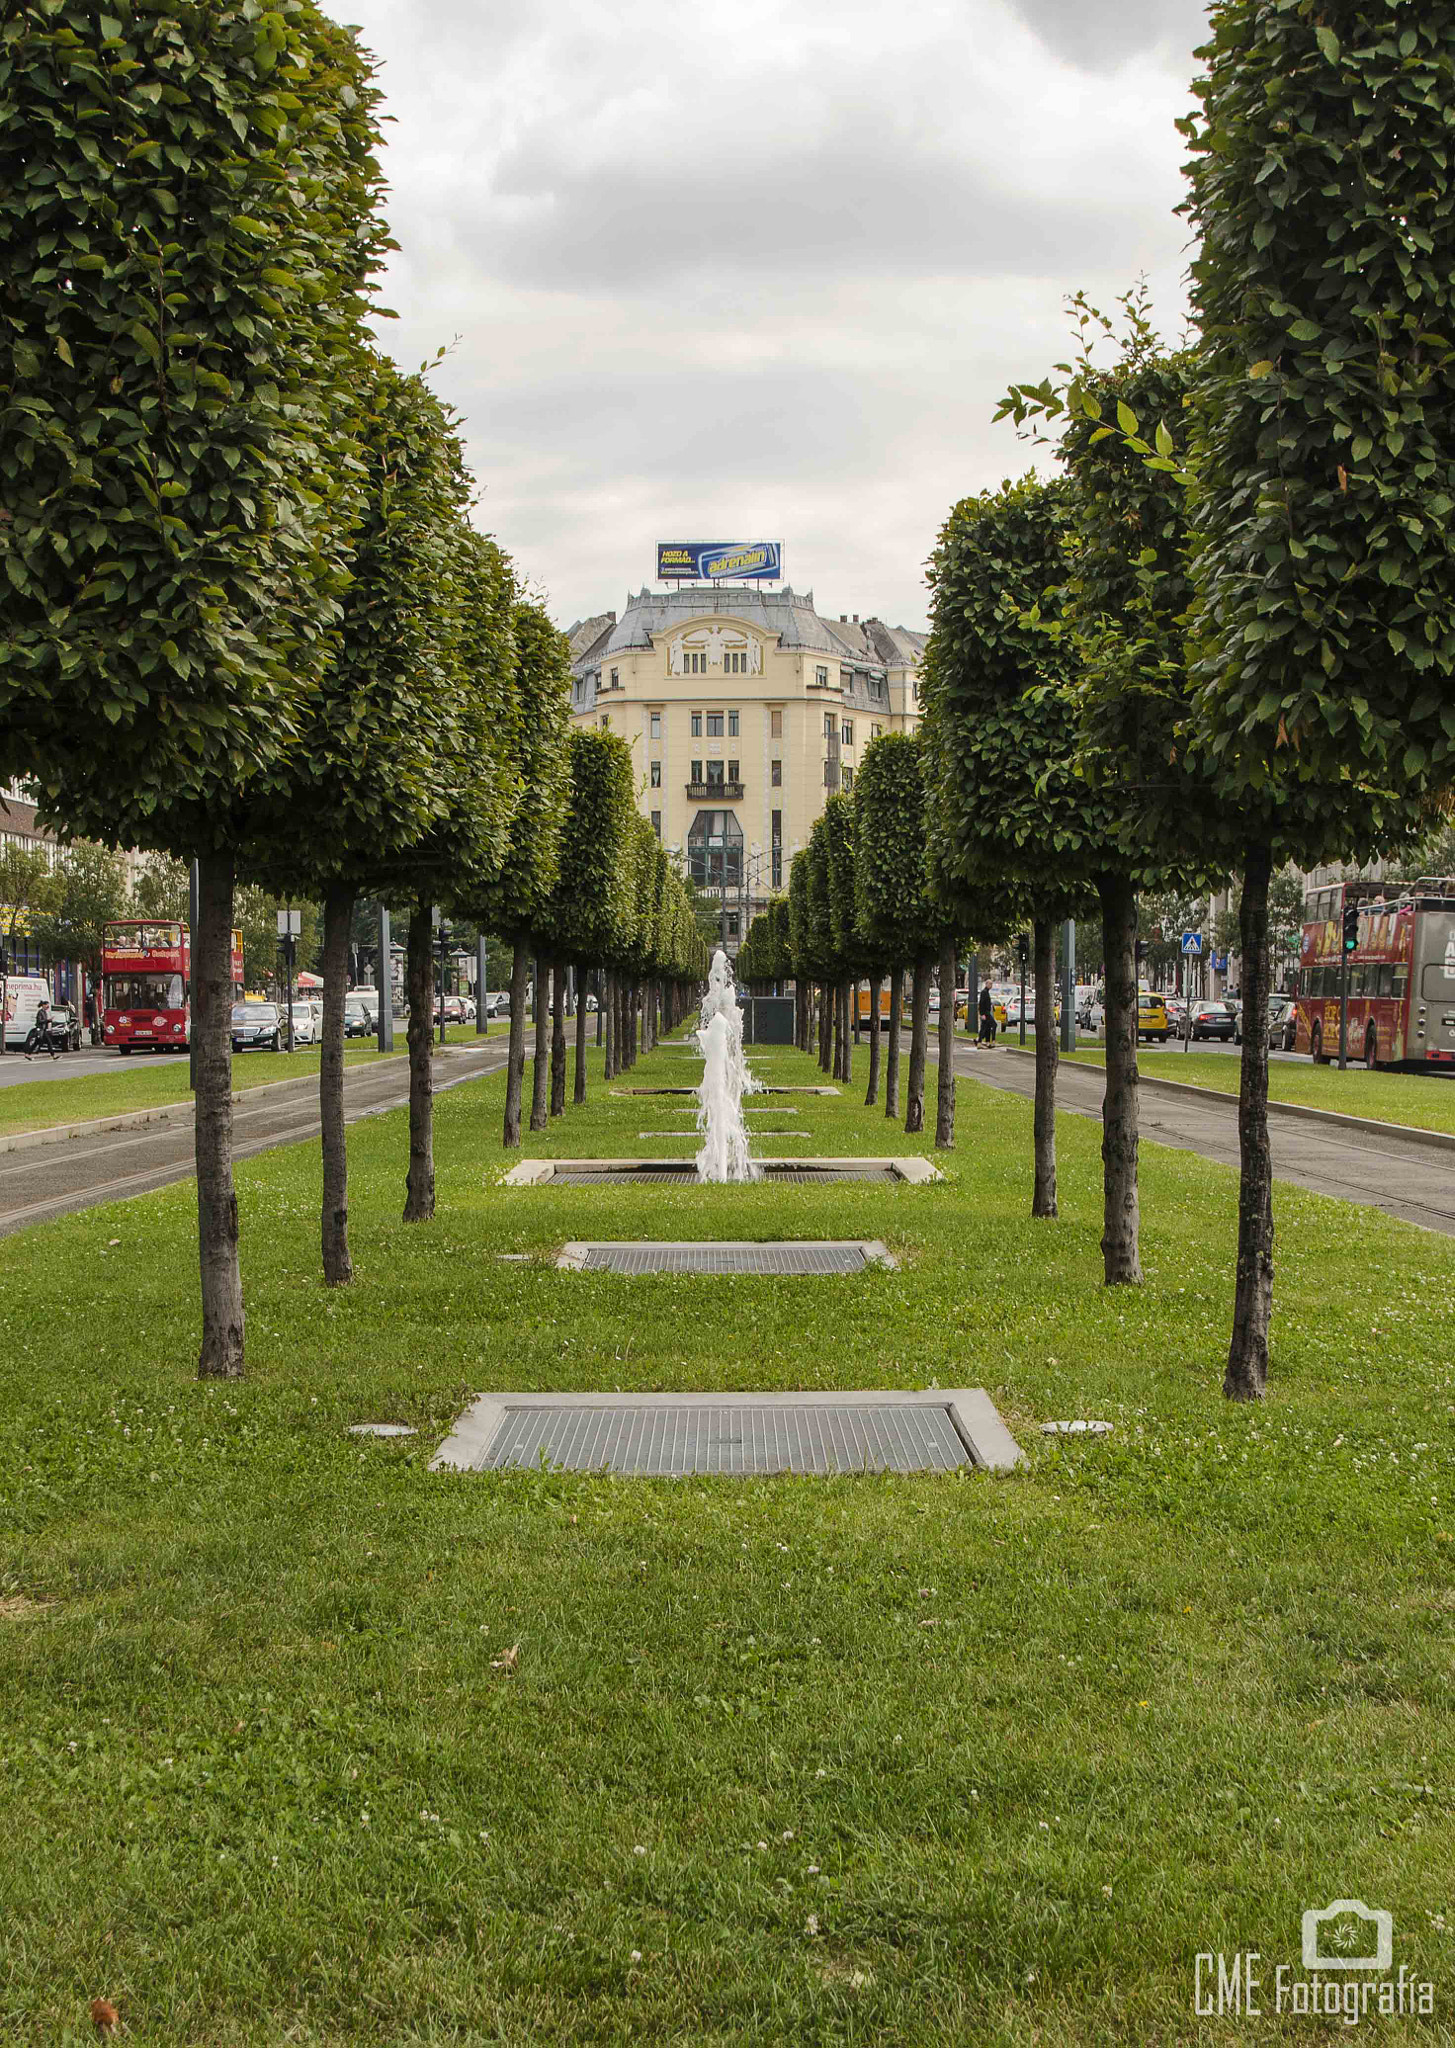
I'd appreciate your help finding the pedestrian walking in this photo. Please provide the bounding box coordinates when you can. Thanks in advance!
[977,984,996,1047]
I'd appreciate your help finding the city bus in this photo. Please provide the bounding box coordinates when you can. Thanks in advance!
[100,920,244,1053]
[1293,880,1455,1070]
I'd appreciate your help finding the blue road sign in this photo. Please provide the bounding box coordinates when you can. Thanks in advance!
[1181,930,1203,956]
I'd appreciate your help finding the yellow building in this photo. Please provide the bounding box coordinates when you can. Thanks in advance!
[567,579,925,953]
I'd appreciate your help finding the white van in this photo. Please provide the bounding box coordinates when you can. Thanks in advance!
[2,975,54,1051]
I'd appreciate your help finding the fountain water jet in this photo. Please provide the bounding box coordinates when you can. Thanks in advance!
[695,949,760,1182]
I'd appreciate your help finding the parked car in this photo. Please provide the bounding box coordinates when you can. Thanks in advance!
[288,1001,317,1046]
[46,1000,85,1052]
[1137,992,1171,1042]
[344,991,375,1037]
[1267,992,1297,1051]
[460,995,477,1022]
[1190,1000,1237,1042]
[232,1001,282,1052]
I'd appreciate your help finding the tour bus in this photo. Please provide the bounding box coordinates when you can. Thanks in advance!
[1292,879,1455,1070]
[101,920,244,1053]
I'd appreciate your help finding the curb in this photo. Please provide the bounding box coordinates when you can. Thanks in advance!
[989,1045,1455,1154]
[0,1041,500,1157]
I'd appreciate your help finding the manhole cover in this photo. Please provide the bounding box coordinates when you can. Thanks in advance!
[433,1390,1021,1476]
[557,1239,893,1273]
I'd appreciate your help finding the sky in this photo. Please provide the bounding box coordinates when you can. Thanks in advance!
[343,0,1213,634]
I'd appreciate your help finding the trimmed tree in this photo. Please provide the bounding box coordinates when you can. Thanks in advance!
[469,600,572,1148]
[923,478,1090,1211]
[544,729,636,1106]
[0,0,387,1374]
[1181,0,1455,1396]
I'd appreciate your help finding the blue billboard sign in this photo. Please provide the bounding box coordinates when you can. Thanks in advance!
[657,540,783,582]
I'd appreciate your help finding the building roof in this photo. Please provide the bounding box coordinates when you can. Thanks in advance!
[578,584,924,670]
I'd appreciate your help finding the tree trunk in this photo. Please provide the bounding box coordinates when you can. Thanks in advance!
[603,969,615,1079]
[503,938,529,1148]
[842,980,854,1086]
[1032,916,1057,1217]
[1225,839,1274,1402]
[885,965,902,1118]
[531,953,549,1130]
[320,881,354,1286]
[818,983,832,1071]
[853,981,861,1043]
[574,965,589,1105]
[596,970,604,1047]
[905,958,930,1134]
[830,979,842,1082]
[1099,871,1142,1285]
[866,975,881,1106]
[194,851,245,1378]
[403,900,435,1221]
[550,958,567,1116]
[935,937,956,1150]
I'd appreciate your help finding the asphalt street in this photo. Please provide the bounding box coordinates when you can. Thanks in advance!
[945,1039,1455,1238]
[0,1043,509,1238]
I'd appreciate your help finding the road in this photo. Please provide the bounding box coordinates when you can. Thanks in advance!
[940,1039,1455,1238]
[0,1043,508,1238]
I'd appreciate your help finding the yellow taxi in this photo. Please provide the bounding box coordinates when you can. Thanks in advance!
[1137,991,1170,1042]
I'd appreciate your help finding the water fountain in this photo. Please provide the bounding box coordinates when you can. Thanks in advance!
[695,949,760,1183]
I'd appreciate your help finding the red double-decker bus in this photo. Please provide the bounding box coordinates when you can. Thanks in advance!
[101,921,243,1054]
[1293,880,1455,1071]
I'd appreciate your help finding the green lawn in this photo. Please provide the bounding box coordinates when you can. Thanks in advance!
[1058,1043,1455,1138]
[0,1036,1450,2042]
[0,1024,499,1137]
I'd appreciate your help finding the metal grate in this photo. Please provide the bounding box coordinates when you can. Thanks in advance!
[549,1163,897,1185]
[569,1240,885,1274]
[481,1402,969,1475]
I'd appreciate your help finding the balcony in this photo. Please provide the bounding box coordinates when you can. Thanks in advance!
[686,779,744,800]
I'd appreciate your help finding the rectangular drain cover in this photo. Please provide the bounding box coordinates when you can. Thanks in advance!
[433,1391,1021,1475]
[557,1239,892,1273]
[549,1164,897,1184]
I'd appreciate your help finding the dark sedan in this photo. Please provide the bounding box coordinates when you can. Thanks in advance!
[1190,1000,1238,1042]
[231,1002,282,1052]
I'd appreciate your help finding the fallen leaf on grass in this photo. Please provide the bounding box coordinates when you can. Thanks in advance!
[491,1643,520,1673]
[91,1996,120,2036]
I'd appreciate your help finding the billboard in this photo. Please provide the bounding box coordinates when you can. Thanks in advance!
[657,540,782,582]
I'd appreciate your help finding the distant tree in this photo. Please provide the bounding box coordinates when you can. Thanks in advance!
[542,729,636,1105]
[0,843,60,972]
[30,841,130,1000]
[854,732,951,1128]
[131,855,189,923]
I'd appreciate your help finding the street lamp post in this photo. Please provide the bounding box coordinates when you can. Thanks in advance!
[434,910,448,1048]
[1017,932,1029,1047]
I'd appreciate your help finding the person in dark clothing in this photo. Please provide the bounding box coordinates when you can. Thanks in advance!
[977,984,996,1046]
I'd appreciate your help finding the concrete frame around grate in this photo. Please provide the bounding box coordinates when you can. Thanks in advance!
[610,1085,839,1096]
[431,1389,1022,1476]
[501,1156,939,1186]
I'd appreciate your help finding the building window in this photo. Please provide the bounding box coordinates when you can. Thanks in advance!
[842,719,854,747]
[650,711,661,740]
[691,711,702,737]
[872,722,883,741]
[651,810,662,837]
[771,759,782,787]
[650,761,661,788]
[725,650,748,674]
[706,760,725,788]
[610,667,620,690]
[840,667,852,688]
[600,714,610,729]
[691,758,703,783]
[728,709,739,737]
[727,911,740,939]
[824,712,835,740]
[770,708,783,738]
[680,650,706,675]
[707,711,724,738]
[814,665,829,687]
[727,759,739,782]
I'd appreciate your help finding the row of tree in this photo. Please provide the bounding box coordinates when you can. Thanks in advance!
[0,4,706,1378]
[739,1,1455,1403]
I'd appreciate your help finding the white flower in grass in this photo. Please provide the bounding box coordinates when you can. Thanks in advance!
[806,1913,819,1936]
[633,1844,646,1856]
[630,1950,643,1964]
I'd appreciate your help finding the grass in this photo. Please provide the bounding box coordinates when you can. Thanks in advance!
[0,1024,497,1137]
[1,1033,1451,2042]
[1057,1044,1455,1138]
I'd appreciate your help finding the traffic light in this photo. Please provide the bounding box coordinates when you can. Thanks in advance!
[1134,939,1146,966]
[1342,903,1359,955]
[1017,933,1029,965]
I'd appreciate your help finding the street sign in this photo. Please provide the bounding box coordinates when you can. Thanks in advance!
[1180,930,1203,957]
[277,909,301,937]
[1212,951,1228,974]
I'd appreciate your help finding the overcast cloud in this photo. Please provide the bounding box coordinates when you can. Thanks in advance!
[345,0,1211,631]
